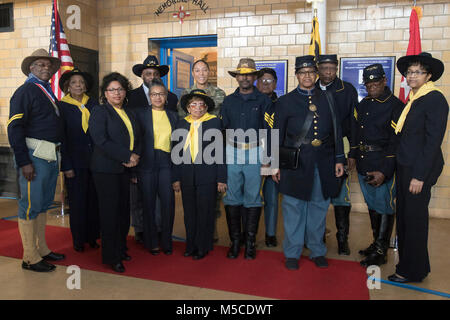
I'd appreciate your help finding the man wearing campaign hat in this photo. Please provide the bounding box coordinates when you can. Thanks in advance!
[129,55,179,243]
[221,58,272,260]
[315,54,358,256]
[348,63,404,267]
[273,55,345,270]
[8,49,66,272]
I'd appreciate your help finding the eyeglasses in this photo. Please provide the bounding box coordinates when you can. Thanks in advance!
[150,92,166,98]
[189,102,206,109]
[32,63,52,69]
[406,70,428,77]
[106,88,125,93]
[259,78,275,84]
[297,71,316,77]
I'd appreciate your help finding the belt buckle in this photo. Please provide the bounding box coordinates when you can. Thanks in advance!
[359,145,366,152]
[311,139,322,147]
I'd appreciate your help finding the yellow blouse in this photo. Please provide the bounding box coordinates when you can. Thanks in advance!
[152,109,171,153]
[113,106,134,151]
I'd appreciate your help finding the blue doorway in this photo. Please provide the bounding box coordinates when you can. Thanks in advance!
[148,35,218,99]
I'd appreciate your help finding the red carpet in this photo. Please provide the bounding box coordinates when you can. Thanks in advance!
[0,219,369,300]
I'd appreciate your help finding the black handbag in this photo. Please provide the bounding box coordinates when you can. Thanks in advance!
[279,110,314,170]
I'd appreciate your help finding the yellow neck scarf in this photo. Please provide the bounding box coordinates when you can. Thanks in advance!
[62,94,90,133]
[395,81,443,134]
[183,113,216,162]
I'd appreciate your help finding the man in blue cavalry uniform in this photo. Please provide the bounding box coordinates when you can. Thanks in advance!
[273,55,345,270]
[221,58,272,260]
[316,54,358,255]
[256,68,279,248]
[348,64,404,267]
[128,55,178,243]
[7,49,66,272]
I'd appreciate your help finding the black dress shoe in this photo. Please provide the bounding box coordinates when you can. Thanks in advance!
[265,234,278,247]
[164,249,173,255]
[285,258,299,270]
[184,250,195,257]
[150,248,160,256]
[387,274,416,283]
[193,251,207,260]
[111,262,125,273]
[74,245,84,252]
[22,260,56,272]
[121,253,131,261]
[312,256,329,268]
[43,252,65,261]
[89,241,100,249]
[134,232,144,244]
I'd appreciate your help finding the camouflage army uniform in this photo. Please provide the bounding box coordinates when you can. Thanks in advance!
[177,83,226,118]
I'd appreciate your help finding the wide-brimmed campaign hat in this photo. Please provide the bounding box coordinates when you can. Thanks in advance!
[397,52,444,82]
[132,55,169,77]
[180,89,215,113]
[59,67,94,92]
[228,58,261,77]
[21,48,61,76]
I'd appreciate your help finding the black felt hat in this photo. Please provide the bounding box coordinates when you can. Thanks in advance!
[180,89,215,113]
[363,63,386,83]
[318,54,338,65]
[132,55,170,77]
[59,67,94,92]
[397,52,444,82]
[295,55,316,72]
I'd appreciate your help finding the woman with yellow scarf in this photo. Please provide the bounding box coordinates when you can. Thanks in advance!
[388,52,448,283]
[172,89,227,260]
[58,68,100,253]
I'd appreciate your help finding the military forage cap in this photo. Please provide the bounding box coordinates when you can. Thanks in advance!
[295,55,316,72]
[318,54,338,65]
[363,63,386,83]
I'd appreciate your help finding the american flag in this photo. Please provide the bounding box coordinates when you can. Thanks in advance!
[49,0,74,100]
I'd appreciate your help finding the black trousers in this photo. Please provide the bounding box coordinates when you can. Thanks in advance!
[93,171,130,265]
[65,168,100,247]
[182,183,217,254]
[395,165,431,281]
[138,150,175,252]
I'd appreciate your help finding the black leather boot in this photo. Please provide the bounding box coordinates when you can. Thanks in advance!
[360,213,395,267]
[335,205,351,255]
[225,205,242,259]
[244,207,261,260]
[240,206,247,247]
[359,210,382,256]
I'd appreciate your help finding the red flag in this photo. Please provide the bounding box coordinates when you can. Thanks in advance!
[49,0,74,100]
[398,7,422,103]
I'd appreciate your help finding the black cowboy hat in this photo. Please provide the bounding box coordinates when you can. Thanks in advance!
[59,67,94,92]
[132,55,169,77]
[397,52,444,82]
[180,89,215,113]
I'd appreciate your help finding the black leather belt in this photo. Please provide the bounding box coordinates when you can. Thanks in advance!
[359,144,383,152]
[302,136,331,147]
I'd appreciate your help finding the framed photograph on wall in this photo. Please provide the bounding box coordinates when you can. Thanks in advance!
[255,60,288,97]
[339,56,396,102]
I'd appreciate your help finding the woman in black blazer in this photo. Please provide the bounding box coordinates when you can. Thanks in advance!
[134,79,178,255]
[388,52,448,283]
[58,68,100,253]
[89,72,141,273]
[172,89,227,260]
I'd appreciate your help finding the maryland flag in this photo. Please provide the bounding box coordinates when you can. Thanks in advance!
[309,16,321,62]
[398,6,422,103]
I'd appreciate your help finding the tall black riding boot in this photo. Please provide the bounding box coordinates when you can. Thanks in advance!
[244,207,262,260]
[360,213,395,267]
[335,205,351,255]
[240,206,247,247]
[359,209,382,256]
[225,205,242,259]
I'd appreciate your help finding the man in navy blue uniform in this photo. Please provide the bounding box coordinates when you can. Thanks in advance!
[273,55,345,270]
[7,49,66,272]
[221,58,272,260]
[316,54,358,255]
[348,64,404,267]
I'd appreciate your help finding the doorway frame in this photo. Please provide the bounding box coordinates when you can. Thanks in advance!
[148,35,217,88]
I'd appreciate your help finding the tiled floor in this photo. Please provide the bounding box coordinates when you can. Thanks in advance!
[0,197,449,300]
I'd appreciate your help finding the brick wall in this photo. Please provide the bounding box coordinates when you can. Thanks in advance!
[0,0,449,217]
